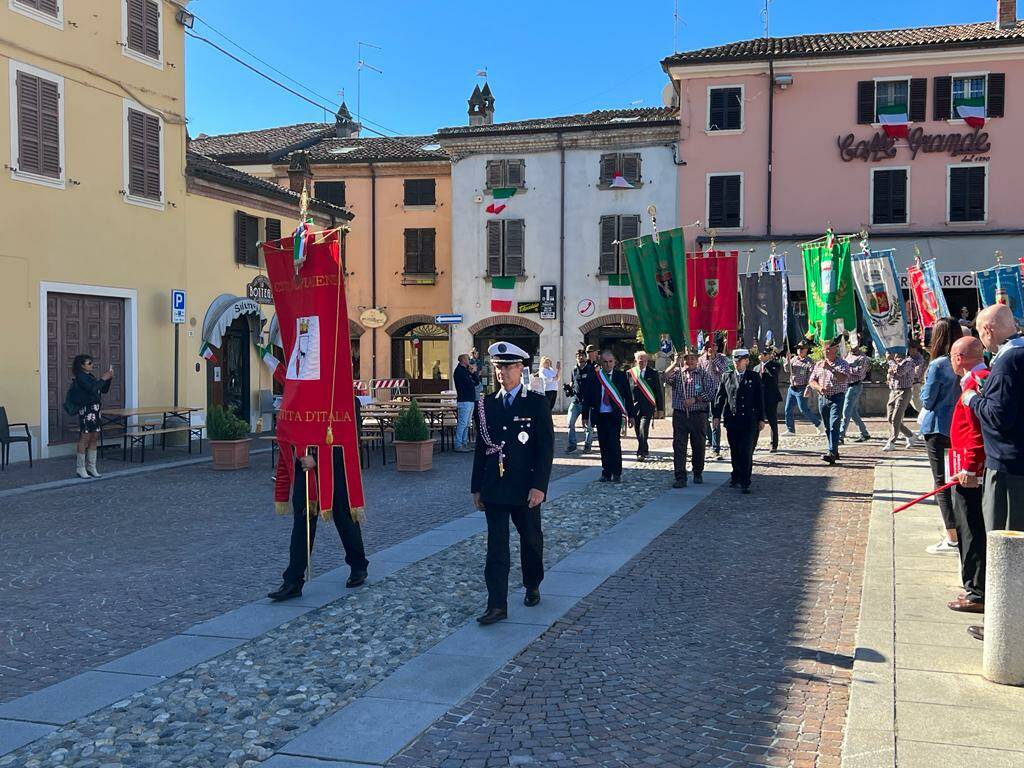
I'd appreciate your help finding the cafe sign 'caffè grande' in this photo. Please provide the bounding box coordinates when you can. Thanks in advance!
[837,127,992,163]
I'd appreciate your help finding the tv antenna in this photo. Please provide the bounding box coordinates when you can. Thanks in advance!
[356,41,382,128]
[762,0,773,38]
[673,0,681,52]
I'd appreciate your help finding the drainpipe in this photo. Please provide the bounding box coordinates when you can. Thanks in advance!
[370,162,378,379]
[766,55,775,237]
[558,133,566,359]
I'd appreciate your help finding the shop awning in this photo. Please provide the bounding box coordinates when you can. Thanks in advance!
[201,294,264,348]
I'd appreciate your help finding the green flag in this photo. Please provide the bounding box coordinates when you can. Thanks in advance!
[801,234,857,341]
[623,227,689,353]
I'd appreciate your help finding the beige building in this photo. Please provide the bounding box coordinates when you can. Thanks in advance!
[0,0,347,460]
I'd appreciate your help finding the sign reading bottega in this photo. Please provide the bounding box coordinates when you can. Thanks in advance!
[837,127,992,163]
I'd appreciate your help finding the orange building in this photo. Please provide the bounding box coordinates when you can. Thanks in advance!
[190,110,453,392]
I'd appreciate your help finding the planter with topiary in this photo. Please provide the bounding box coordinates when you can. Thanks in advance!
[207,405,252,470]
[393,400,434,472]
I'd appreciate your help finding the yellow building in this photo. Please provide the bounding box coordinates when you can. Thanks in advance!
[191,119,454,392]
[0,0,348,461]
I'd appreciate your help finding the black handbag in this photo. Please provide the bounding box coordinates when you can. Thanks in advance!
[62,381,80,416]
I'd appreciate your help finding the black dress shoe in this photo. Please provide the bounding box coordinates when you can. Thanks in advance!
[476,607,508,625]
[967,625,984,641]
[821,453,836,465]
[728,479,737,488]
[346,570,368,588]
[741,485,751,494]
[612,475,622,483]
[672,479,687,488]
[524,588,541,607]
[599,475,611,482]
[267,582,303,601]
[693,474,703,484]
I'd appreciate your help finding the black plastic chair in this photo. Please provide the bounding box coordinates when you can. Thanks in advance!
[0,407,33,469]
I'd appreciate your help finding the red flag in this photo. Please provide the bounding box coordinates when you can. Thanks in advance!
[686,251,738,349]
[263,230,365,518]
[907,265,939,329]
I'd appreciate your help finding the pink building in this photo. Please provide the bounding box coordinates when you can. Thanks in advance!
[663,0,1024,316]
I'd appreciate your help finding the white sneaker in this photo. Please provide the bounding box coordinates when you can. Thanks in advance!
[904,436,917,449]
[881,440,895,452]
[926,539,959,555]
[816,426,825,436]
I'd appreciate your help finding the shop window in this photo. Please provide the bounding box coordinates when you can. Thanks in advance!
[390,323,450,387]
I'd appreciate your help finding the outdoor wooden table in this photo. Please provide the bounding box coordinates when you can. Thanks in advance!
[101,406,201,460]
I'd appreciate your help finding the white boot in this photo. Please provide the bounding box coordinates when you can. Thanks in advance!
[881,440,895,452]
[86,448,101,478]
[75,453,89,479]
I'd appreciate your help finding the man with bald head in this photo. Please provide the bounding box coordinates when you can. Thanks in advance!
[946,336,989,614]
[963,304,1024,533]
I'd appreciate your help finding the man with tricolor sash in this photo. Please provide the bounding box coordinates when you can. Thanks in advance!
[581,349,635,483]
[628,351,663,461]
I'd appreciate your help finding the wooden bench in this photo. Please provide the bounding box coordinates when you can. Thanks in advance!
[124,424,205,463]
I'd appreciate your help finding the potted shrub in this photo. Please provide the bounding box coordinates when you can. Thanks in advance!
[393,400,434,472]
[207,404,252,470]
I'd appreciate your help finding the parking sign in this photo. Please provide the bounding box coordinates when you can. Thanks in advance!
[171,289,186,324]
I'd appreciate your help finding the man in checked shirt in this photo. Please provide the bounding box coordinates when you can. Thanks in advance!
[665,347,715,488]
[784,338,824,435]
[699,335,730,460]
[807,336,852,464]
[840,337,873,444]
[883,349,920,451]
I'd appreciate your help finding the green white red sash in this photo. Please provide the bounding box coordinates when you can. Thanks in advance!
[597,369,628,415]
[628,366,656,407]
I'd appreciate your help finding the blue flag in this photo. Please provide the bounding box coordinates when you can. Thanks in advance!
[977,265,1024,323]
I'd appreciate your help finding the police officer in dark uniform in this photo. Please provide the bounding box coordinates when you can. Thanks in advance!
[758,344,783,452]
[712,348,766,494]
[471,341,555,625]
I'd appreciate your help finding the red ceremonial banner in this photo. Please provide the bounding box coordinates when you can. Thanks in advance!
[907,265,938,329]
[686,251,739,349]
[262,230,365,516]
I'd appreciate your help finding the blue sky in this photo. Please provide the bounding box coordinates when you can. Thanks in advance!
[184,1,990,138]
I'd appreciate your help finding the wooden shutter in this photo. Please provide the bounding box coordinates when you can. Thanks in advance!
[618,214,641,273]
[15,71,42,176]
[485,160,503,189]
[127,109,146,196]
[708,176,725,227]
[39,0,59,15]
[142,112,160,199]
[420,228,436,273]
[709,87,725,129]
[39,77,60,177]
[966,167,986,221]
[857,81,875,124]
[599,215,618,274]
[143,0,160,59]
[909,78,927,123]
[724,176,741,227]
[265,218,282,242]
[504,220,525,276]
[126,0,145,54]
[404,229,420,273]
[599,154,617,184]
[873,170,906,225]
[621,153,641,184]
[724,87,742,129]
[235,211,258,265]
[988,73,1006,118]
[933,76,952,121]
[486,220,502,276]
[506,159,525,187]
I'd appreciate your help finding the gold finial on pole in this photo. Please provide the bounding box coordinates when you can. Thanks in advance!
[995,249,1004,265]
[913,243,922,267]
[707,227,718,253]
[299,182,310,222]
[647,204,659,244]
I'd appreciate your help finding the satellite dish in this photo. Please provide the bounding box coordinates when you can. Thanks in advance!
[661,82,679,108]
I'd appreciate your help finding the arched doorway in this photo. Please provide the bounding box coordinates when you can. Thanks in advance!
[390,322,451,394]
[202,294,264,424]
[581,313,642,367]
[470,319,542,393]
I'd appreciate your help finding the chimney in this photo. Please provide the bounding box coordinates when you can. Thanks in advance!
[334,101,359,138]
[468,84,484,126]
[998,0,1017,28]
[287,151,313,194]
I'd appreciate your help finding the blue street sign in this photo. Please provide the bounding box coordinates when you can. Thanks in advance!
[434,313,463,325]
[171,289,186,324]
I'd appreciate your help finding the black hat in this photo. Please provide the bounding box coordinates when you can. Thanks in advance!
[795,339,812,350]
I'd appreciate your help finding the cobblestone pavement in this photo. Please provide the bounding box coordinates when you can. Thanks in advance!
[0,422,589,704]
[2,461,677,767]
[390,427,889,768]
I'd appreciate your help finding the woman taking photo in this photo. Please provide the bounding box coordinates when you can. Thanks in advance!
[68,354,113,479]
[918,317,963,555]
[538,357,561,410]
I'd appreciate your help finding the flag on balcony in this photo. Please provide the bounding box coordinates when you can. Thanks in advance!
[608,273,634,309]
[877,103,909,139]
[492,188,517,200]
[954,96,986,129]
[490,276,516,312]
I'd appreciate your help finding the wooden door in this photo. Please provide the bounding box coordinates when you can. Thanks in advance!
[47,293,126,443]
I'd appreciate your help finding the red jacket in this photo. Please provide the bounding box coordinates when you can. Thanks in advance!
[949,366,989,476]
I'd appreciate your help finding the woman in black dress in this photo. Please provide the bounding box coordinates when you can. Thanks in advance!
[70,354,113,478]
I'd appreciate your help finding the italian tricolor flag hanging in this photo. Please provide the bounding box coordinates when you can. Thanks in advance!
[258,343,283,381]
[199,342,218,364]
[954,96,985,129]
[608,273,634,310]
[877,103,909,139]
[490,276,516,312]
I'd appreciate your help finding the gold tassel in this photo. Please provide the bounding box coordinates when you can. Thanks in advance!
[319,506,333,523]
[325,424,334,445]
[274,501,290,516]
[350,506,366,524]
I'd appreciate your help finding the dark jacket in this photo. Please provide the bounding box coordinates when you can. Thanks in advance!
[471,387,555,505]
[628,364,664,417]
[70,372,111,408]
[969,336,1024,474]
[712,368,765,429]
[760,359,783,407]
[453,363,481,403]
[581,367,636,423]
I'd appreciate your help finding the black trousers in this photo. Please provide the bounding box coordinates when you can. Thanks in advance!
[758,403,779,450]
[726,425,756,487]
[924,434,956,530]
[633,410,653,457]
[594,412,623,478]
[672,409,707,481]
[952,484,986,603]
[283,462,368,585]
[484,503,544,610]
[544,391,556,410]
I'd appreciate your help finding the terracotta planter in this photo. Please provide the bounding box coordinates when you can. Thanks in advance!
[394,439,434,472]
[210,438,251,470]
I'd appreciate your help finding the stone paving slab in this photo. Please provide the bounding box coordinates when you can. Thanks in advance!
[0,721,57,756]
[97,635,246,677]
[365,652,506,705]
[261,755,368,768]
[182,602,313,640]
[896,740,1024,768]
[427,621,546,660]
[0,671,157,726]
